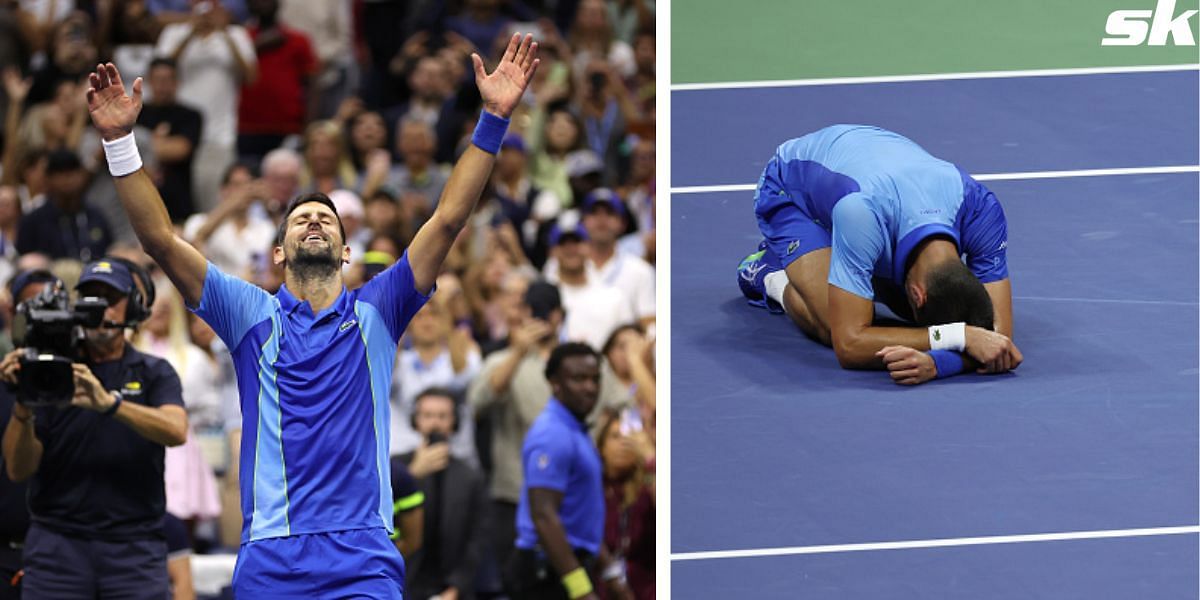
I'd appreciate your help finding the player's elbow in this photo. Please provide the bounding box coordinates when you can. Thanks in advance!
[831,333,871,370]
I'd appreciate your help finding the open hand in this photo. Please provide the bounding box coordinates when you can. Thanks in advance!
[2,68,32,103]
[473,33,539,119]
[876,345,937,386]
[86,63,143,141]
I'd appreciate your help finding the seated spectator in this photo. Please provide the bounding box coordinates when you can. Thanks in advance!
[260,147,302,218]
[601,324,655,431]
[401,388,489,600]
[16,149,112,262]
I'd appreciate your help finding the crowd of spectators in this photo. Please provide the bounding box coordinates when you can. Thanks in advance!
[0,0,655,597]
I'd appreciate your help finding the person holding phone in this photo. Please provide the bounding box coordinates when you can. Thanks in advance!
[401,388,489,600]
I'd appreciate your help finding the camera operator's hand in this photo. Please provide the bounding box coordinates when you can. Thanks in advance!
[71,364,116,413]
[0,349,22,385]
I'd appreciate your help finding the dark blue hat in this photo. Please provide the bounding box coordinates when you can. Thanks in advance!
[8,269,60,299]
[76,259,135,294]
[549,222,588,246]
[581,188,625,216]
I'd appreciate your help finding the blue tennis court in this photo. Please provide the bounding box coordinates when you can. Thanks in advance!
[669,69,1200,597]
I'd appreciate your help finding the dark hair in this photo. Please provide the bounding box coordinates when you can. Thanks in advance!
[545,342,600,380]
[275,193,346,246]
[220,161,256,186]
[148,57,177,72]
[601,323,644,358]
[913,259,994,330]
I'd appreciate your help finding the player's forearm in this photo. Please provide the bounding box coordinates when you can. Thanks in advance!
[3,413,42,482]
[112,168,177,253]
[833,326,930,369]
[112,400,188,447]
[435,144,495,232]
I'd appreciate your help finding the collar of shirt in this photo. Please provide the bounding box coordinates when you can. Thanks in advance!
[546,397,587,433]
[276,283,350,323]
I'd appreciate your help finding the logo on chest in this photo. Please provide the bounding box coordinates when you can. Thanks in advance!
[339,319,358,333]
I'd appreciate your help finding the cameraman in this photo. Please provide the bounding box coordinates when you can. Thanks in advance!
[1,260,188,599]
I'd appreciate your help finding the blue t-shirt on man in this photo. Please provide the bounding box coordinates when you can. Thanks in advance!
[754,124,1009,300]
[191,252,430,543]
[516,398,603,554]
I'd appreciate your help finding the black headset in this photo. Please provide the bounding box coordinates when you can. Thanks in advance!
[410,388,462,434]
[105,257,156,327]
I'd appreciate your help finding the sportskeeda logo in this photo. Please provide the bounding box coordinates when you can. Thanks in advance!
[1102,0,1198,45]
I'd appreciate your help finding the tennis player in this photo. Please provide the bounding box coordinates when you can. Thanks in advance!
[737,124,1022,384]
[85,33,539,597]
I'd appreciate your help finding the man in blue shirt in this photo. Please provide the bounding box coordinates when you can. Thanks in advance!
[85,33,541,598]
[508,343,609,600]
[738,125,1023,384]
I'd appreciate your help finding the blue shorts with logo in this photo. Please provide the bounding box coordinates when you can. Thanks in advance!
[753,154,833,269]
[233,527,405,599]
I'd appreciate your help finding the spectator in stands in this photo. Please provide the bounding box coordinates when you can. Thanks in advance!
[384,53,465,164]
[569,0,635,78]
[391,292,482,464]
[27,12,97,105]
[0,186,20,286]
[236,0,317,162]
[182,163,276,280]
[545,216,632,350]
[402,388,489,600]
[138,57,202,222]
[617,136,654,262]
[490,133,561,260]
[596,409,654,600]
[545,189,653,330]
[259,146,301,218]
[156,0,256,212]
[277,0,353,119]
[299,119,357,194]
[16,149,113,261]
[348,109,391,196]
[601,324,655,431]
[387,118,450,227]
[446,0,511,57]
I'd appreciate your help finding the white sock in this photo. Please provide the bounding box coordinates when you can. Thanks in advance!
[764,271,788,305]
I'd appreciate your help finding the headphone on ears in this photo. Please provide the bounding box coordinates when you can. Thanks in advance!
[410,389,462,434]
[106,257,156,327]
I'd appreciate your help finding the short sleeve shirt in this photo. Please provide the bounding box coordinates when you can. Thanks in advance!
[191,252,430,543]
[769,125,1010,299]
[515,399,604,554]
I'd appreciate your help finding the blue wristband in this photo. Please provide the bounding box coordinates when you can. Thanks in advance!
[928,350,965,379]
[471,111,510,154]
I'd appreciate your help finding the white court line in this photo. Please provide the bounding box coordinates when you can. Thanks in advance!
[671,63,1200,91]
[1015,296,1197,307]
[671,525,1200,562]
[671,165,1200,195]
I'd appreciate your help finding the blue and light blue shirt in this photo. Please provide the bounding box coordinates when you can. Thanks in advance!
[516,398,604,554]
[770,125,1009,299]
[192,253,430,543]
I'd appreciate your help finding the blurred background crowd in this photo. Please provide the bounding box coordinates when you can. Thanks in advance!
[0,0,655,597]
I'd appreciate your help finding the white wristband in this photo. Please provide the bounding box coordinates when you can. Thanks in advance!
[102,132,142,177]
[928,322,966,352]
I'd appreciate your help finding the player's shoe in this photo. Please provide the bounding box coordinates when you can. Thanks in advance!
[736,241,784,314]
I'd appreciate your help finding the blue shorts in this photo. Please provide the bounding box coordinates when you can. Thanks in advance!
[233,528,405,599]
[753,155,833,268]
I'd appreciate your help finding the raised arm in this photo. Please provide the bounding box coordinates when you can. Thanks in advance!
[406,34,540,294]
[86,63,208,307]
